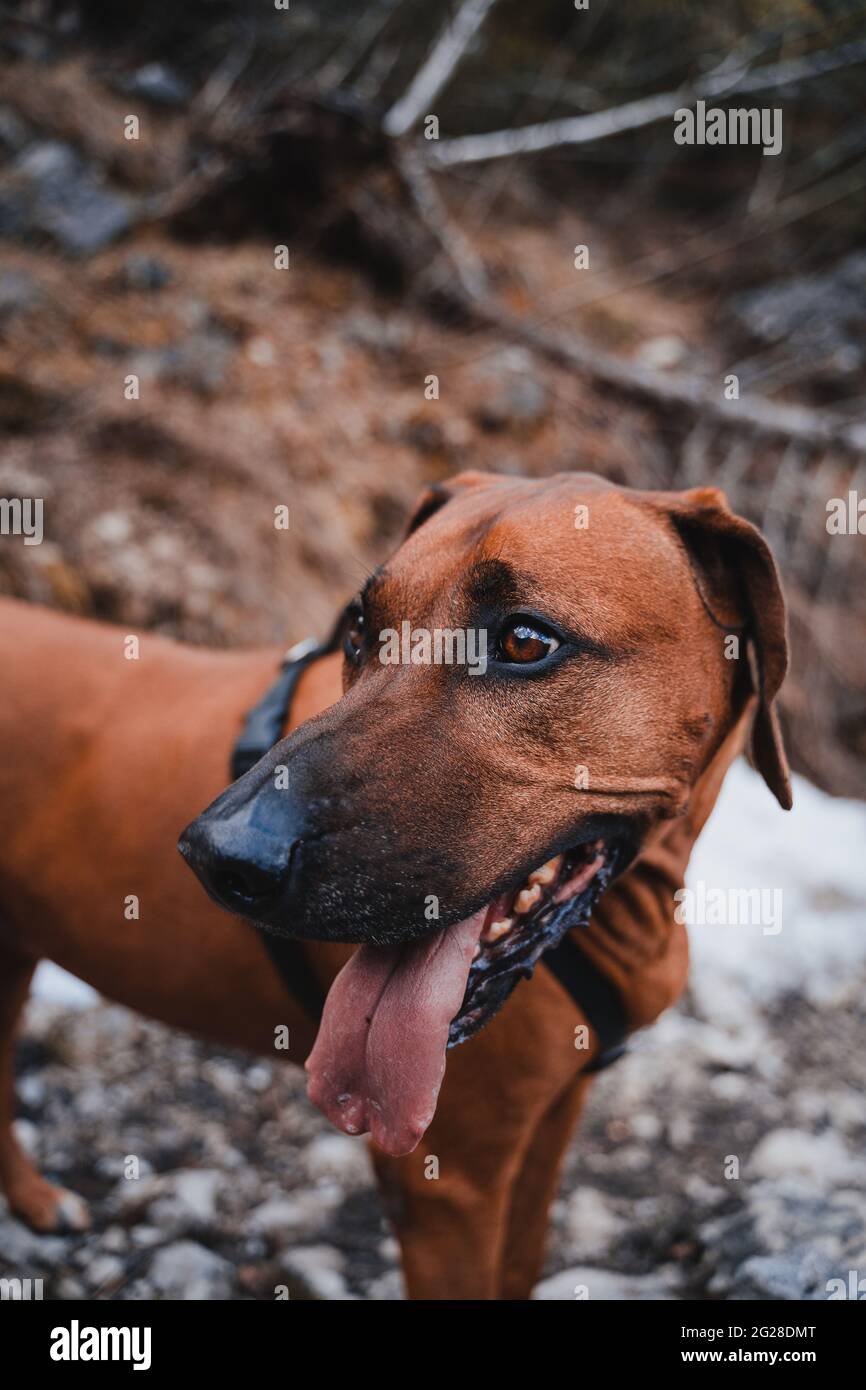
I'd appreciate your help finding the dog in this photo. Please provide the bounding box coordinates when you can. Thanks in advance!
[0,470,790,1299]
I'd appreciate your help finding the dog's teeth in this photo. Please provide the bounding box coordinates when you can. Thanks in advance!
[515,884,543,914]
[529,855,563,887]
[482,917,513,943]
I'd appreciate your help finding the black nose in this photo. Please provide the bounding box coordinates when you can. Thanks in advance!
[179,815,295,915]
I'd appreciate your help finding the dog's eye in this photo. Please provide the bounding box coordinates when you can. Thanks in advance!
[497,619,560,664]
[344,612,365,662]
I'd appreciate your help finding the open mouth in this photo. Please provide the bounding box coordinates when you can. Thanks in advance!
[449,838,617,1046]
[305,835,623,1157]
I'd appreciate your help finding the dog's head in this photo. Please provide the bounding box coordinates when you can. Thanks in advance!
[179,471,790,1151]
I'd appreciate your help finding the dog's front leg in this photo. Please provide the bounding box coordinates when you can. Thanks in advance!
[497,1072,595,1299]
[0,942,90,1233]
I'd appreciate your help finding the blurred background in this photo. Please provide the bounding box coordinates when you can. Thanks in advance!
[0,0,864,1300]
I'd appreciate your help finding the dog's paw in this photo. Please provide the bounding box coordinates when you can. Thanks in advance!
[8,1175,91,1234]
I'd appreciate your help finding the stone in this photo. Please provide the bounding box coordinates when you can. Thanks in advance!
[0,142,131,255]
[123,63,190,108]
[533,1265,679,1301]
[750,1129,859,1188]
[121,254,172,292]
[279,1244,353,1300]
[302,1133,371,1187]
[248,1186,342,1242]
[563,1188,628,1261]
[149,1241,233,1300]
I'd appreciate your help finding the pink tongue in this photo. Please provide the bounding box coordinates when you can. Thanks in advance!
[305,909,485,1156]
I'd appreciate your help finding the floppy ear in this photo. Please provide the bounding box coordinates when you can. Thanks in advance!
[403,470,499,538]
[651,486,792,810]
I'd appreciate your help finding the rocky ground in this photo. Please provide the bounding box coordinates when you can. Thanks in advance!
[3,967,864,1302]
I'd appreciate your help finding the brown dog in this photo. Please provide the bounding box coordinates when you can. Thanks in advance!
[0,470,790,1299]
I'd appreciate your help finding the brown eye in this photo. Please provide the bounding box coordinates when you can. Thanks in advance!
[498,620,560,664]
[344,612,365,661]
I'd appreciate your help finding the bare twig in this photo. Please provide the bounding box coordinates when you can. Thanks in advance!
[383,0,500,138]
[424,37,866,167]
[397,148,489,297]
[469,302,866,453]
[316,0,401,91]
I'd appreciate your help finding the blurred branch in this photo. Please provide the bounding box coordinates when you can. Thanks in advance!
[397,147,489,297]
[317,1,401,91]
[485,307,866,452]
[383,0,500,137]
[425,37,866,167]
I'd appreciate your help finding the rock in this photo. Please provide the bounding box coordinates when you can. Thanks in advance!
[55,1276,86,1299]
[88,510,134,546]
[0,142,131,256]
[563,1188,628,1261]
[302,1133,370,1188]
[100,1225,129,1254]
[130,1225,163,1249]
[248,1186,342,1243]
[280,1244,353,1300]
[533,1265,679,1300]
[634,335,687,370]
[84,1253,125,1292]
[750,1129,859,1188]
[149,1241,233,1300]
[113,1167,226,1235]
[472,347,550,431]
[0,1217,71,1269]
[129,324,235,398]
[0,269,39,320]
[120,254,172,292]
[166,1169,225,1225]
[342,311,410,355]
[246,337,276,367]
[0,106,28,154]
[366,1268,406,1301]
[698,1177,866,1300]
[123,63,190,108]
[734,1243,840,1301]
[476,374,549,431]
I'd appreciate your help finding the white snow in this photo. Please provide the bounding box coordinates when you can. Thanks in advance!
[33,959,98,1006]
[686,760,866,1024]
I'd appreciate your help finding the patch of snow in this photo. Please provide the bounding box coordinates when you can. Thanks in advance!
[686,760,865,1024]
[33,960,99,1007]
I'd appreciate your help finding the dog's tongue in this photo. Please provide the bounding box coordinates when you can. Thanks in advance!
[305,910,485,1156]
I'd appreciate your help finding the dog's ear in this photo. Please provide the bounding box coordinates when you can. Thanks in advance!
[653,486,792,810]
[404,471,499,538]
